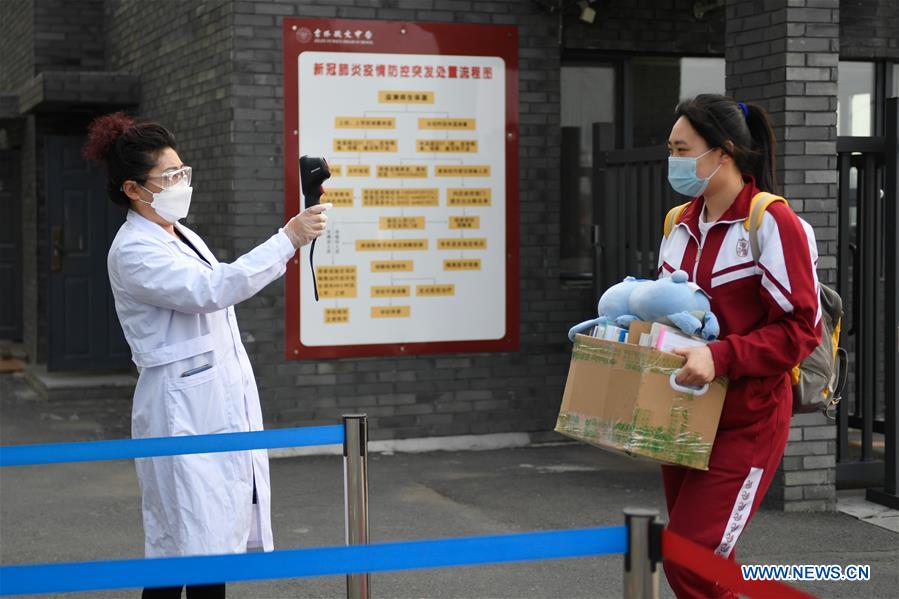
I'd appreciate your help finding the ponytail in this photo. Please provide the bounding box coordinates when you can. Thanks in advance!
[82,112,178,206]
[743,103,778,193]
[674,94,778,194]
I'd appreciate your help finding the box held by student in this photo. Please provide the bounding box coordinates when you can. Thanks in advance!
[555,334,727,470]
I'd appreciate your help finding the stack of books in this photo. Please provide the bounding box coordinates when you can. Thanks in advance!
[587,322,628,343]
[585,321,708,353]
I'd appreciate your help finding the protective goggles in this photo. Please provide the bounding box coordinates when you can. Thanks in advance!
[145,165,192,189]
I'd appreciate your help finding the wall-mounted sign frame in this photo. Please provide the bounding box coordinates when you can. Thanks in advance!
[283,18,519,359]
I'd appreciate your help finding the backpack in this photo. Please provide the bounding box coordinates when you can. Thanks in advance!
[662,193,848,418]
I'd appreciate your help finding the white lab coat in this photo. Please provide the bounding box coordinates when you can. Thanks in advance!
[107,209,296,557]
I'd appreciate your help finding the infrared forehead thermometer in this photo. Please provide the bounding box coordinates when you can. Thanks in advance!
[299,155,331,208]
[299,155,331,301]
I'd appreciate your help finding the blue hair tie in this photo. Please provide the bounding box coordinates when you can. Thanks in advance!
[738,102,749,119]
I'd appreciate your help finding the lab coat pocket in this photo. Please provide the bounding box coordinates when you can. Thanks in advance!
[164,364,229,436]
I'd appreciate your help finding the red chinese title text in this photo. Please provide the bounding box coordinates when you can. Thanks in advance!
[312,63,494,80]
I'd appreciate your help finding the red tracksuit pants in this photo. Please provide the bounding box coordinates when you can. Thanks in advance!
[660,396,792,598]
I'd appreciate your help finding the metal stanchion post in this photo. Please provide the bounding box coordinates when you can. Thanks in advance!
[343,414,370,599]
[622,507,661,599]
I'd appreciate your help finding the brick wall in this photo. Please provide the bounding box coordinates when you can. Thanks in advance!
[3,0,142,365]
[0,0,34,92]
[16,71,140,114]
[228,0,591,440]
[840,0,899,60]
[563,0,725,55]
[104,0,235,261]
[725,0,839,512]
[32,0,105,74]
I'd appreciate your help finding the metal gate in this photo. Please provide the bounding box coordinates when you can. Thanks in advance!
[836,98,899,509]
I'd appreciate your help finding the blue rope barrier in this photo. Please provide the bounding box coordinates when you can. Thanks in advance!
[0,425,345,467]
[0,526,627,596]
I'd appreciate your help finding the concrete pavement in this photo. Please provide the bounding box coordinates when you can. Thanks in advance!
[1,372,897,599]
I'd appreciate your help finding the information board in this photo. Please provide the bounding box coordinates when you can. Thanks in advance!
[283,19,518,359]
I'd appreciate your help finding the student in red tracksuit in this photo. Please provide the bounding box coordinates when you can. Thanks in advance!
[657,94,822,598]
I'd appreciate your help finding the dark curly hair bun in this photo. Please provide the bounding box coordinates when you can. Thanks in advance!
[82,112,135,163]
[81,112,177,206]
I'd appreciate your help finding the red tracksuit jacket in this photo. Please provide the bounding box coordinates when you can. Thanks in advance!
[657,178,822,429]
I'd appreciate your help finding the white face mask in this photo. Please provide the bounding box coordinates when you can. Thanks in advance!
[138,180,193,223]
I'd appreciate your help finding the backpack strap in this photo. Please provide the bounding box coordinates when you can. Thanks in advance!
[663,202,691,238]
[746,192,788,262]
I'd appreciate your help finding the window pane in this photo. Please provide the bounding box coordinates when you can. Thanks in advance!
[892,63,899,98]
[560,65,616,276]
[561,66,616,165]
[630,57,725,148]
[632,56,679,147]
[837,61,875,136]
[679,57,726,100]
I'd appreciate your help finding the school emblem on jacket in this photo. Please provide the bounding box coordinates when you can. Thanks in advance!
[736,238,750,258]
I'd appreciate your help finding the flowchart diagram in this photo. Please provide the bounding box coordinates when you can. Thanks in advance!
[296,51,507,347]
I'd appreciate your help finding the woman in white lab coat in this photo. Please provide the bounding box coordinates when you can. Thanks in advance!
[83,113,330,599]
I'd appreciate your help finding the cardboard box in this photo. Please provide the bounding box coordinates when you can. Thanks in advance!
[555,334,727,470]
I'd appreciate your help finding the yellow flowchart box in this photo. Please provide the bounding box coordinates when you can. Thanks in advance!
[380,216,426,230]
[315,266,357,299]
[333,139,398,152]
[371,260,414,272]
[371,306,412,318]
[371,285,411,298]
[449,216,480,229]
[435,165,491,177]
[418,118,476,130]
[416,284,455,297]
[322,188,353,207]
[335,117,396,129]
[437,238,487,250]
[324,308,350,324]
[346,165,371,177]
[362,188,439,207]
[379,91,434,104]
[377,165,428,178]
[443,259,482,271]
[356,239,429,251]
[447,188,491,206]
[417,140,478,153]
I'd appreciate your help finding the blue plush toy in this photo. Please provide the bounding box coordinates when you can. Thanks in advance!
[567,270,720,342]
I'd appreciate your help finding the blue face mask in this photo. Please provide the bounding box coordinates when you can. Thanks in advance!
[667,148,722,197]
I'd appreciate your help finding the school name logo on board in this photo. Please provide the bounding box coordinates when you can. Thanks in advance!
[297,27,375,45]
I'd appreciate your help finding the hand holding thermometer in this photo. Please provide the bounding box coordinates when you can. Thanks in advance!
[299,156,332,301]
